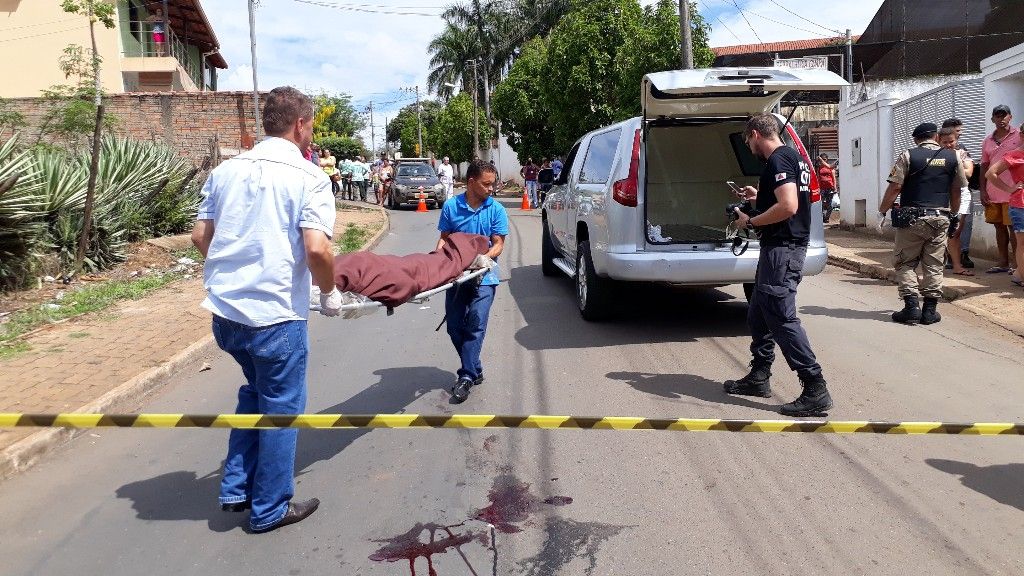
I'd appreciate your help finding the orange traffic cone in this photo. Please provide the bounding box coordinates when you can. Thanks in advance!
[416,195,428,213]
[520,189,531,210]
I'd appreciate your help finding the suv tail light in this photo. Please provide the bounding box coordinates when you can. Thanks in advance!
[612,129,641,207]
[785,125,821,203]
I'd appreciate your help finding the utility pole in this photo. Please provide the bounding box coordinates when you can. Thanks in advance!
[415,85,423,157]
[679,0,693,69]
[367,101,375,156]
[248,0,261,140]
[468,59,480,159]
[845,28,854,83]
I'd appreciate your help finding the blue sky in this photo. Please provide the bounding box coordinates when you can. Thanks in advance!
[202,0,884,146]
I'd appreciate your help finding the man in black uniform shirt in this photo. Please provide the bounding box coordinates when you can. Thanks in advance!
[724,114,832,416]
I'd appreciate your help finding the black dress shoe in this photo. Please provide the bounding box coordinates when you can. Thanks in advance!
[451,377,473,403]
[254,498,320,533]
[221,500,251,512]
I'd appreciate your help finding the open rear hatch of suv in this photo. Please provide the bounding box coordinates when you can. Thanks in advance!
[640,68,847,247]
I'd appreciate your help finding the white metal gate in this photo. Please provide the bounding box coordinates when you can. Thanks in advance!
[891,78,985,161]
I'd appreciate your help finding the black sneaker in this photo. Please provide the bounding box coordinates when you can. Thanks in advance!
[473,374,484,386]
[451,377,473,404]
[780,378,833,417]
[961,252,975,269]
[723,365,772,398]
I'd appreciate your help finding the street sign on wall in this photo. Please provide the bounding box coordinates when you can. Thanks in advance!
[773,56,829,70]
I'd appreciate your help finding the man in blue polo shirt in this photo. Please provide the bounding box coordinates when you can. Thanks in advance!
[436,159,509,403]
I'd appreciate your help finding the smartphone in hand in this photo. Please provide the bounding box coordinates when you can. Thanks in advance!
[726,181,743,196]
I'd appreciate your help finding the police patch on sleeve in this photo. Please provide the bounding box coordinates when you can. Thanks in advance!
[775,172,787,182]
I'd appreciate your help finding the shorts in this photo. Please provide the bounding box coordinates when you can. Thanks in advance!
[984,202,1011,226]
[1010,206,1024,233]
[152,32,165,43]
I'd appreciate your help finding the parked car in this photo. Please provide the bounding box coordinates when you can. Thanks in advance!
[387,159,446,209]
[541,67,848,320]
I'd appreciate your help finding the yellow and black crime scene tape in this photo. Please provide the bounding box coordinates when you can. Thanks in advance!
[1,414,1023,435]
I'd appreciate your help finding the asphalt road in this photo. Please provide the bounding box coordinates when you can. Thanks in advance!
[2,199,1023,576]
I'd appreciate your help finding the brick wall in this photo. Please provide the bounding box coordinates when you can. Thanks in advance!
[4,91,268,167]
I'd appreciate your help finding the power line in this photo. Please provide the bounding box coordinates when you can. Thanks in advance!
[699,0,741,44]
[0,17,81,33]
[768,0,842,35]
[292,0,443,16]
[0,25,89,44]
[727,0,763,44]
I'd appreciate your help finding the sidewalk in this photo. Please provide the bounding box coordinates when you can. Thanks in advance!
[825,225,1024,338]
[0,202,388,479]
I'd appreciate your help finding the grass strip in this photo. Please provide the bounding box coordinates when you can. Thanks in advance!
[0,272,182,354]
[335,223,374,254]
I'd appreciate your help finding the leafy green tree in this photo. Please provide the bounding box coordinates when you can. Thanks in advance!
[427,23,481,101]
[314,135,366,160]
[386,101,443,157]
[491,37,556,163]
[313,93,366,138]
[432,93,491,164]
[496,0,713,155]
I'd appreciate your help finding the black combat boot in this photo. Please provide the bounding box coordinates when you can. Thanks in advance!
[891,295,922,325]
[723,364,772,398]
[920,297,942,325]
[780,375,833,417]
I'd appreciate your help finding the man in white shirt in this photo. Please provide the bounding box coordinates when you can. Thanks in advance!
[191,86,343,533]
[437,156,455,201]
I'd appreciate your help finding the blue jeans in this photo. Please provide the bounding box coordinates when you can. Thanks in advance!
[526,180,538,206]
[211,315,308,531]
[445,284,496,381]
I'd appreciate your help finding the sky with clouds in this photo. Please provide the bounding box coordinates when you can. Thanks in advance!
[203,0,885,146]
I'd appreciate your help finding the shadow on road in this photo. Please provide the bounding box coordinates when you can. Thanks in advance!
[510,265,749,351]
[799,305,893,322]
[114,366,452,531]
[606,371,779,413]
[926,459,1024,512]
[295,365,452,473]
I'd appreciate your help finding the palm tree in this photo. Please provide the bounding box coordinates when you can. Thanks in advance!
[427,23,480,101]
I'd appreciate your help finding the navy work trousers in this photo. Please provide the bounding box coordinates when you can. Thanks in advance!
[748,244,822,380]
[445,283,496,381]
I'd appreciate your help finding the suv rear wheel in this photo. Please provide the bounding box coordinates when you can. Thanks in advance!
[575,239,614,321]
[541,221,559,277]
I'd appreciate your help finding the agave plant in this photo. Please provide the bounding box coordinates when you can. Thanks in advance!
[0,135,45,289]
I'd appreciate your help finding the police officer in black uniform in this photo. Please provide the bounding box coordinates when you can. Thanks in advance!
[724,114,832,416]
[878,123,965,325]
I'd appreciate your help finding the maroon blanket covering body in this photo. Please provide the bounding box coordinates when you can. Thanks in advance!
[333,232,489,307]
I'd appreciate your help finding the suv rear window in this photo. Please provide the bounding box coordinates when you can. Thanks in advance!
[579,129,621,184]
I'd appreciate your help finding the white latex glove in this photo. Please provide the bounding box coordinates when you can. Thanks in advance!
[468,254,496,270]
[319,287,343,317]
[875,212,887,235]
[339,291,379,319]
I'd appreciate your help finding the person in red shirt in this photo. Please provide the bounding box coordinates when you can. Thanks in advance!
[984,140,1024,288]
[520,158,540,209]
[816,154,837,223]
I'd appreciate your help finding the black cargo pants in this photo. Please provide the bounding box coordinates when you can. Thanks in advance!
[748,243,822,380]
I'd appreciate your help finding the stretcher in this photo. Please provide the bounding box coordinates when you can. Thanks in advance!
[310,263,494,318]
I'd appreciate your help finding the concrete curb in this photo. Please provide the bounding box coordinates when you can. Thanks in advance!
[0,335,218,480]
[0,205,390,481]
[826,244,1023,338]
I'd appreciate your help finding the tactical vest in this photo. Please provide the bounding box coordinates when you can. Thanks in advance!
[900,145,957,208]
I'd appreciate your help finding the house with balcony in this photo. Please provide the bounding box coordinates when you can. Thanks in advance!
[0,0,227,98]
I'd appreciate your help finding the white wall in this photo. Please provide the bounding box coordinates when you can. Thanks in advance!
[851,74,979,105]
[490,133,524,185]
[838,94,899,228]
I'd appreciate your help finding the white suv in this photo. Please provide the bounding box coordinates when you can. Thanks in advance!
[541,67,848,320]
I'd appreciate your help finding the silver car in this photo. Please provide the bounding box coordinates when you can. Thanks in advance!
[541,67,848,320]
